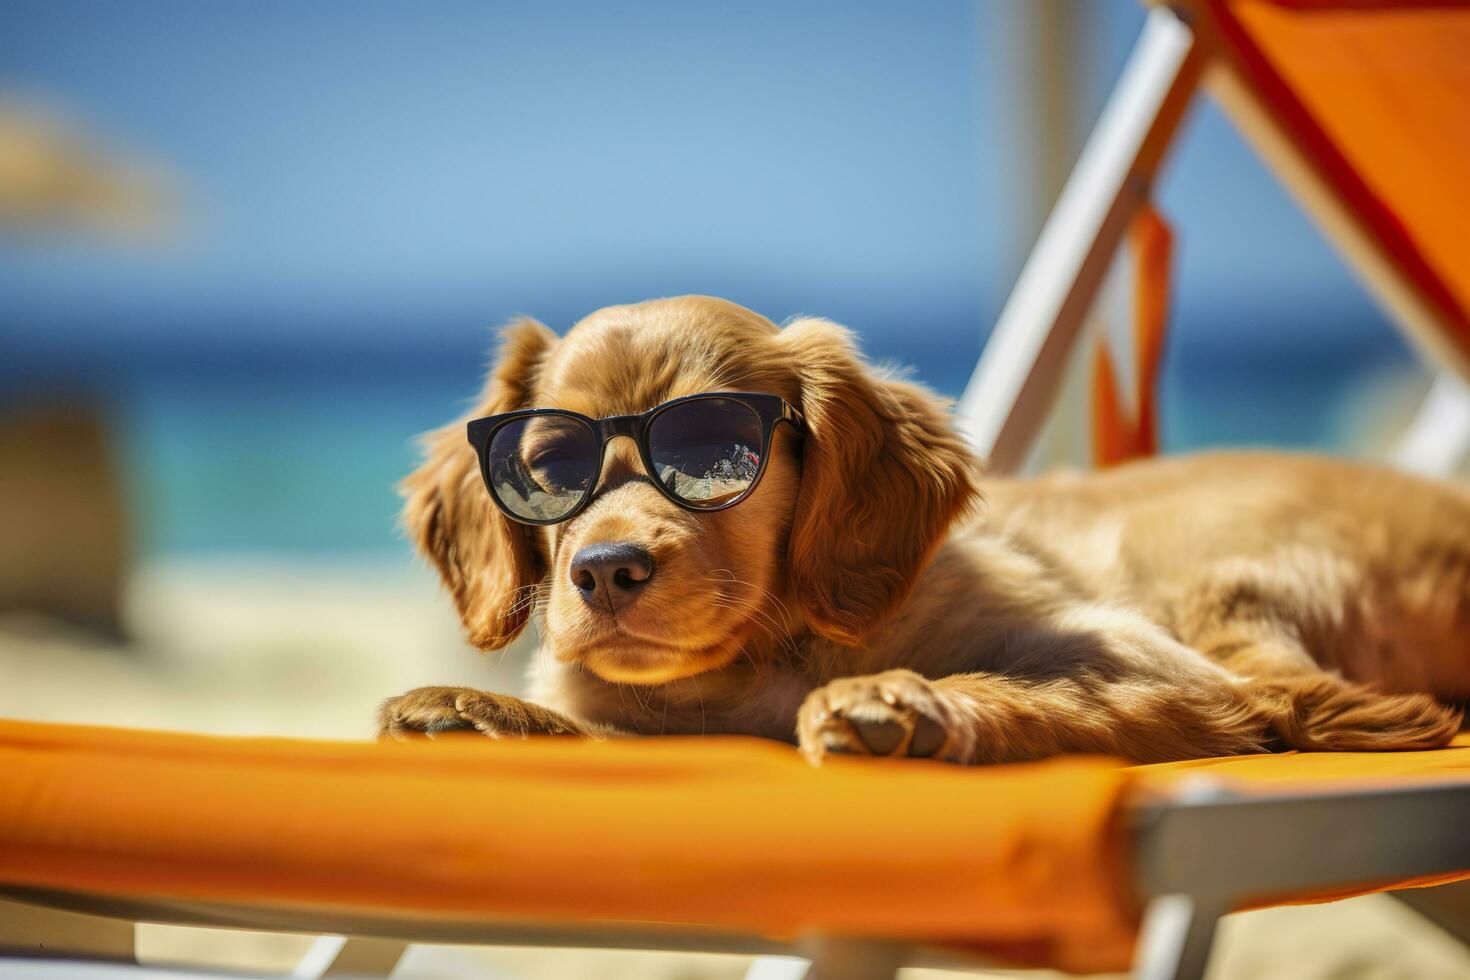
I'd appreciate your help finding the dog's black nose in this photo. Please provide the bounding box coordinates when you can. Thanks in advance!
[569,542,654,611]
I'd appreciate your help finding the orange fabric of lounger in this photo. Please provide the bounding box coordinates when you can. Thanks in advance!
[2,720,1469,974]
[0,719,1139,974]
[1210,0,1470,361]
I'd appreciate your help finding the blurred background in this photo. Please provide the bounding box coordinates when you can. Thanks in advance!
[1,2,1464,977]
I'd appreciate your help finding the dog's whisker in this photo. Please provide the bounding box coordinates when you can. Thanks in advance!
[734,643,760,679]
[630,682,652,714]
[707,600,797,668]
[678,673,707,735]
[702,571,798,632]
[706,590,800,661]
[704,569,793,610]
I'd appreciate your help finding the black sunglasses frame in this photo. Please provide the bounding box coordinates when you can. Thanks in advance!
[466,391,806,526]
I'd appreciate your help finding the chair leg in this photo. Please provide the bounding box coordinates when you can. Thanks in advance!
[742,939,906,980]
[742,955,813,980]
[1393,880,1470,952]
[291,935,408,979]
[0,894,134,963]
[1133,894,1227,980]
[800,938,905,980]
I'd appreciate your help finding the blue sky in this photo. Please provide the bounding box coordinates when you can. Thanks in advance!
[1,0,1398,382]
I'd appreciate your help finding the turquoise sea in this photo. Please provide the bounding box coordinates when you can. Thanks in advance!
[42,326,1409,559]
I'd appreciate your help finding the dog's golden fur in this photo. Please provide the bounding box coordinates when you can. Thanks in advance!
[381,296,1467,763]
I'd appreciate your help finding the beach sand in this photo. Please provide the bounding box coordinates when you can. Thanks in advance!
[3,556,1466,979]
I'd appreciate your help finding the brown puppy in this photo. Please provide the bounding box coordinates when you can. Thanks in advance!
[381,296,1466,764]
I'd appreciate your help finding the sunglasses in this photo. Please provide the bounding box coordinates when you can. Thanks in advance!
[467,392,806,525]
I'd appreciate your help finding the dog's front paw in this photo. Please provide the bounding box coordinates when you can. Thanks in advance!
[377,687,584,740]
[797,670,970,765]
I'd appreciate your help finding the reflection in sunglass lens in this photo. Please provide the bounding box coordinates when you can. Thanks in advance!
[486,415,599,521]
[647,398,764,507]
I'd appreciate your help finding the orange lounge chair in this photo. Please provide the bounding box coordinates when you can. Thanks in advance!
[2,720,1469,980]
[6,3,1470,978]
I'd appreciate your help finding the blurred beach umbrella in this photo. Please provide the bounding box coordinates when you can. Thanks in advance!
[0,97,171,238]
[0,96,174,641]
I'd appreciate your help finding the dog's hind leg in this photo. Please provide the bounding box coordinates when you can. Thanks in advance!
[1178,561,1462,752]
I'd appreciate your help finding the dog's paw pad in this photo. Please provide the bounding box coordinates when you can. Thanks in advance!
[798,670,958,764]
[851,717,907,755]
[908,713,950,757]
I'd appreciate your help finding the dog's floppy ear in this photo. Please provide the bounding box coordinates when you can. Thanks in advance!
[780,317,982,646]
[401,317,557,650]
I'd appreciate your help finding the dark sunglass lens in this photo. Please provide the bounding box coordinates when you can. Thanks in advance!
[647,398,764,507]
[486,415,599,521]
